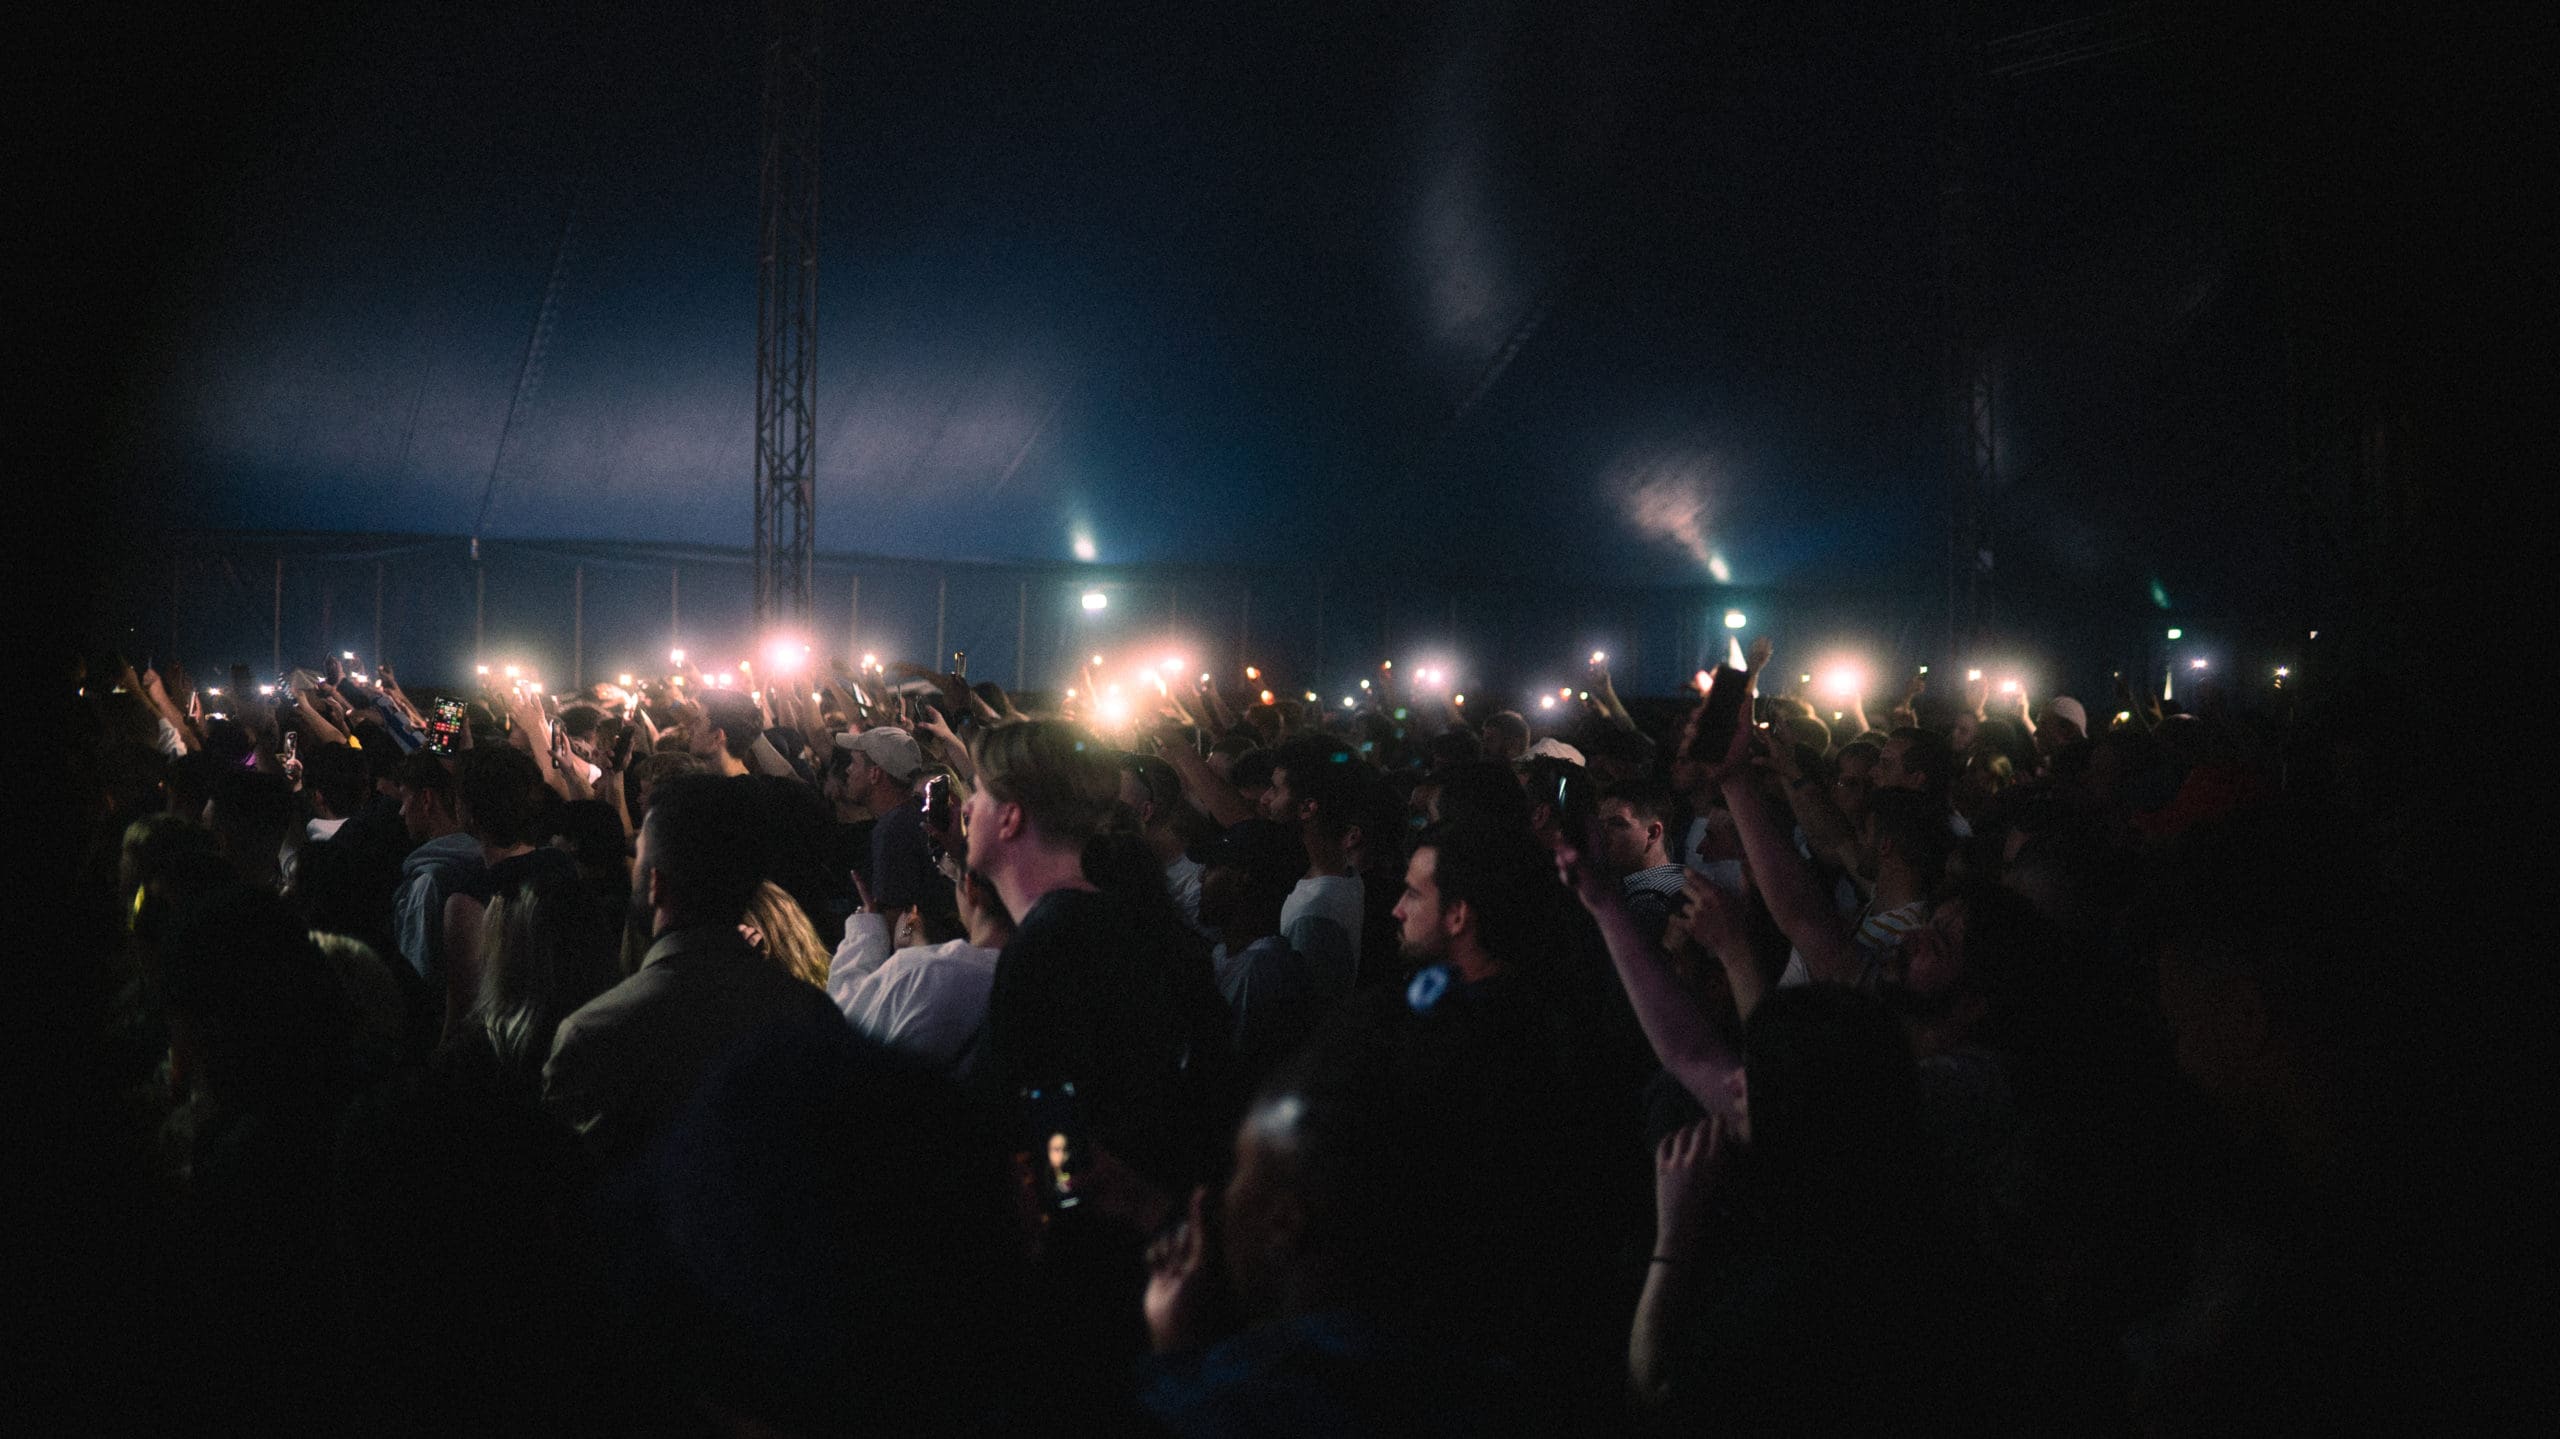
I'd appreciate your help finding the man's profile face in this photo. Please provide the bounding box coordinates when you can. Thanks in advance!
[1876,738,1920,791]
[960,780,1005,864]
[1392,846,1448,962]
[687,723,724,761]
[397,784,434,843]
[1260,768,1297,827]
[1597,799,1652,875]
[1833,753,1877,819]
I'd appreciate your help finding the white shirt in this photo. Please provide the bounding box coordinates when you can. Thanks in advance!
[1165,854,1208,934]
[1280,873,1363,1001]
[827,912,999,1076]
[307,816,349,843]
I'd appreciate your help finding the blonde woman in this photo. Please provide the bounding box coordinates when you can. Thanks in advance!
[739,880,830,990]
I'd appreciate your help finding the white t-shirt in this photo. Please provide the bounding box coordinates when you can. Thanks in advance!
[1280,873,1363,1001]
[1165,854,1208,934]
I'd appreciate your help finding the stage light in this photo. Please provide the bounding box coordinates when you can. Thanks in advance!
[1965,668,1982,682]
[1097,692,1131,726]
[1081,590,1108,612]
[1821,665,1865,699]
[670,648,686,666]
[2167,627,2182,640]
[1072,531,1097,562]
[1591,651,1606,664]
[1244,666,1261,680]
[1259,689,1274,705]
[1539,695,1557,710]
[1723,610,1748,630]
[617,673,633,687]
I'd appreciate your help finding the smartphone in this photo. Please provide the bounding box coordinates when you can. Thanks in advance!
[951,650,968,679]
[1022,1082,1088,1212]
[919,772,953,828]
[427,696,468,755]
[1686,663,1751,762]
[610,722,636,770]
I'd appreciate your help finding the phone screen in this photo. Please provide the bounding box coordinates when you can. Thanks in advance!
[427,697,467,755]
[1687,664,1750,762]
[1022,1082,1087,1212]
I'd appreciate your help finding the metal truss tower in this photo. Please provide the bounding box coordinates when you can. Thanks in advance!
[1937,3,2156,656]
[753,0,821,634]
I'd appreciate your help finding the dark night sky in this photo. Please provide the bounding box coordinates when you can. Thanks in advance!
[74,0,2402,646]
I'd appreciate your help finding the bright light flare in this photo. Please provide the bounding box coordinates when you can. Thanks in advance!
[1590,651,1606,665]
[476,665,490,676]
[2275,666,2291,678]
[1258,689,1274,704]
[617,673,633,687]
[1965,668,1983,682]
[1244,666,1261,680]
[764,637,811,672]
[2166,628,2183,640]
[1998,678,2020,694]
[1728,637,1747,669]
[1303,691,1318,703]
[1071,532,1098,562]
[1081,590,1108,612]
[1539,695,1557,710]
[1342,696,1356,709]
[1097,692,1132,726]
[1723,610,1748,630]
[503,665,521,679]
[1821,665,1865,699]
[1359,680,1371,691]
[2190,658,2209,671]
[258,684,275,696]
[1159,656,1184,674]
[670,648,686,666]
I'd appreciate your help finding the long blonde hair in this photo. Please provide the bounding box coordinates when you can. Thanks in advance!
[743,880,829,989]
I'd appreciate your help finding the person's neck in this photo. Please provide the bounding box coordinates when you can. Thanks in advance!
[867,777,910,813]
[422,820,463,843]
[1873,862,1924,910]
[1300,830,1349,878]
[711,749,749,778]
[1449,937,1500,984]
[988,840,1094,923]
[1639,846,1670,874]
[481,839,534,866]
[1147,826,1184,865]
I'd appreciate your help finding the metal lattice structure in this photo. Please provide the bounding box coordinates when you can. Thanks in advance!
[1938,3,2157,656]
[753,0,821,634]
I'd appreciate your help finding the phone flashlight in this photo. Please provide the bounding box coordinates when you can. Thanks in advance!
[1966,668,1983,682]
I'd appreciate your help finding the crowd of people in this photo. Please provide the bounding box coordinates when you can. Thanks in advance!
[40,632,2468,1432]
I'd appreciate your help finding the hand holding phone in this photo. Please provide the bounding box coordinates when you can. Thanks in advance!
[1022,1082,1089,1213]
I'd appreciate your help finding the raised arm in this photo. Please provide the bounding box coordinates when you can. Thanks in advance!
[1557,825,1743,1119]
[1151,724,1254,829]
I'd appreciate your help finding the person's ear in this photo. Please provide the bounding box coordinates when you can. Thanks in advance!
[1646,818,1664,848]
[646,863,670,912]
[997,800,1025,843]
[1441,896,1471,940]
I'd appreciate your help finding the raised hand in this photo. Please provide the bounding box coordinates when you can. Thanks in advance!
[1143,1186,1219,1354]
[1654,1115,1731,1260]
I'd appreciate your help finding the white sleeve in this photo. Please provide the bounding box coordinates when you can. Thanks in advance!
[827,912,894,1015]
